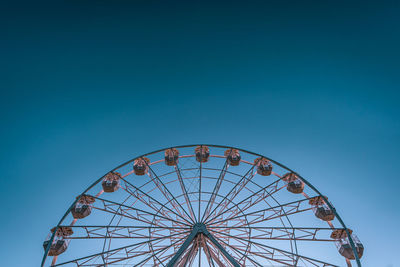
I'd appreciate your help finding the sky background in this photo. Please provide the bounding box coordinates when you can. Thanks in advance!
[1,0,399,266]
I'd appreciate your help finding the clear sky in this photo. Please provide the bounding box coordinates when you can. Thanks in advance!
[1,1,399,266]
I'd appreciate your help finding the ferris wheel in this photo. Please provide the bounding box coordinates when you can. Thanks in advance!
[42,145,364,267]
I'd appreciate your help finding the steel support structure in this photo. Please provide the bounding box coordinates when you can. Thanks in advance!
[167,223,240,267]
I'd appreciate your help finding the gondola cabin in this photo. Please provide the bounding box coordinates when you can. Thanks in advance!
[43,227,73,256]
[315,206,335,221]
[225,149,241,166]
[254,157,273,176]
[282,172,305,194]
[71,195,95,219]
[102,172,121,192]
[331,229,364,260]
[165,148,179,166]
[133,157,150,175]
[195,145,210,163]
[309,196,335,221]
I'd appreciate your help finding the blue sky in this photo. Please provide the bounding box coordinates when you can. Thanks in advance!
[0,1,399,266]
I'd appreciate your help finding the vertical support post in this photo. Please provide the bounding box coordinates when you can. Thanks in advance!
[203,229,240,267]
[166,229,198,267]
[167,223,240,267]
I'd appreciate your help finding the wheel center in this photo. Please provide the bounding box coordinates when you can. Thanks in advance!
[192,222,207,234]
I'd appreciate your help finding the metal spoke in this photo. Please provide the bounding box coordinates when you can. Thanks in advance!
[205,233,263,267]
[202,161,257,223]
[121,176,194,225]
[204,177,283,225]
[53,230,190,266]
[208,229,339,267]
[180,236,199,267]
[174,164,197,223]
[93,195,191,227]
[145,158,196,224]
[208,196,314,226]
[198,155,202,223]
[134,238,181,267]
[201,153,230,222]
[209,226,341,242]
[200,234,217,267]
[58,225,191,240]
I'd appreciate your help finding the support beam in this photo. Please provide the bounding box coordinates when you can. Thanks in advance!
[167,223,240,267]
[203,229,240,267]
[166,227,199,267]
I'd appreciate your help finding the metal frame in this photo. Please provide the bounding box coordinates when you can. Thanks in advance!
[167,223,240,267]
[42,144,362,267]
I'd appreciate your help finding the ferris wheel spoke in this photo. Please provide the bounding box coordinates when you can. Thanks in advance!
[174,164,198,223]
[56,225,191,240]
[226,241,293,267]
[202,161,257,224]
[207,175,283,226]
[149,234,191,266]
[210,226,340,242]
[93,196,191,227]
[186,238,201,266]
[207,170,257,224]
[107,237,172,266]
[210,232,306,267]
[99,193,134,263]
[121,177,193,225]
[208,229,339,267]
[204,233,260,267]
[243,201,313,226]
[201,156,230,222]
[202,237,232,266]
[145,160,196,224]
[208,196,314,227]
[135,237,182,267]
[176,236,199,267]
[210,229,252,262]
[208,236,263,267]
[199,234,218,267]
[198,159,203,223]
[204,177,284,225]
[212,201,300,234]
[147,237,192,266]
[53,230,190,266]
[103,232,182,266]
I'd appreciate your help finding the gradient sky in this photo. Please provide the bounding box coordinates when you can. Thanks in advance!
[1,1,399,266]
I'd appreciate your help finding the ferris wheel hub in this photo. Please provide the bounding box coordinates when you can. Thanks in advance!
[192,222,207,234]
